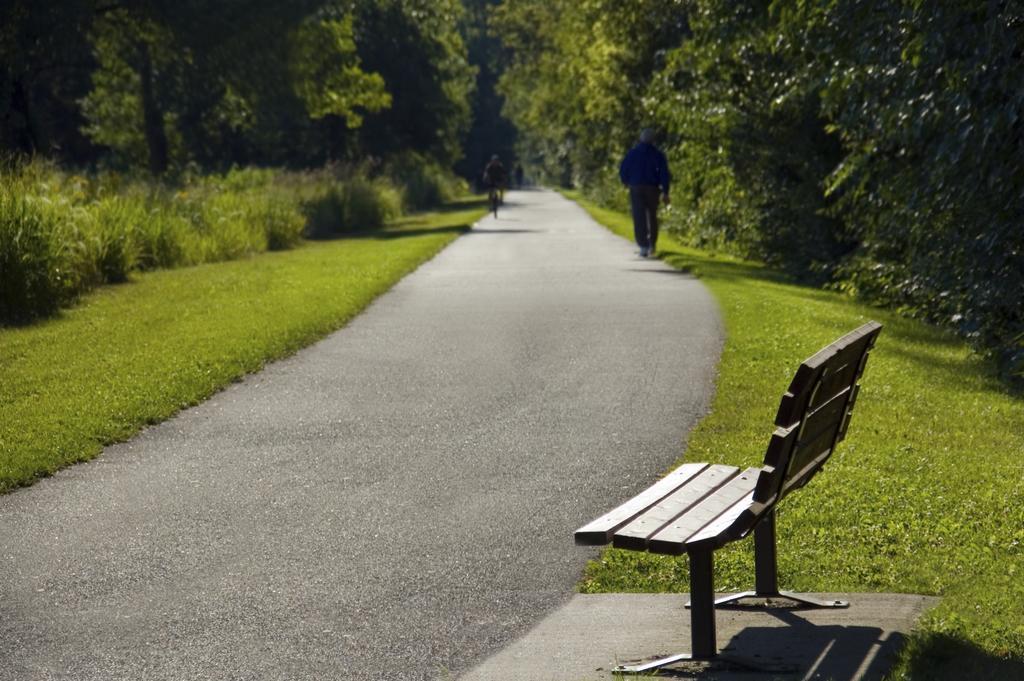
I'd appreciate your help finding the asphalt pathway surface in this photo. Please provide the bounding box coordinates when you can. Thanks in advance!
[0,189,722,680]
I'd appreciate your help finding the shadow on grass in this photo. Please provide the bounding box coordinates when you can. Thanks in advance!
[660,249,790,286]
[307,197,489,242]
[368,224,472,241]
[624,267,697,277]
[899,632,1024,681]
[469,228,540,234]
[429,197,490,214]
[308,224,472,242]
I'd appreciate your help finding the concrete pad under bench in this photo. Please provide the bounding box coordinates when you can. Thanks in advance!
[458,592,938,681]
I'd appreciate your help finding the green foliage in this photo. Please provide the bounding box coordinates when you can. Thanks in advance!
[81,196,144,283]
[301,185,347,237]
[351,0,477,165]
[287,15,391,125]
[800,0,1024,375]
[337,176,402,231]
[79,11,183,171]
[386,152,465,210]
[2,1,475,172]
[0,0,96,159]
[493,0,691,184]
[134,201,191,270]
[299,170,404,236]
[260,197,306,251]
[0,189,67,321]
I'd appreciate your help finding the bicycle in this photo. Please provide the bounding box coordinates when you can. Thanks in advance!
[488,186,500,218]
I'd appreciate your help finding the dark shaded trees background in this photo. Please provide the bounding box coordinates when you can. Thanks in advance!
[456,0,518,181]
[0,0,511,173]
[494,0,1023,381]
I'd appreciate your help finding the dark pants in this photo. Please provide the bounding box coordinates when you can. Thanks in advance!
[629,185,660,251]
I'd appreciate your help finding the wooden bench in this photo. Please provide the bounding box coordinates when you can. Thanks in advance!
[574,321,882,673]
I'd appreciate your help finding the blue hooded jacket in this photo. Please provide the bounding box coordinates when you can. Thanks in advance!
[619,142,671,193]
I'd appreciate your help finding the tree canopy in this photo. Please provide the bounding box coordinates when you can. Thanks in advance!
[0,0,481,171]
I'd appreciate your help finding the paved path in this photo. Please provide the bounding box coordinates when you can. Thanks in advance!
[0,190,722,680]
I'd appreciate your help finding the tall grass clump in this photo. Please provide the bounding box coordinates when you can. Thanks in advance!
[185,168,309,261]
[134,197,192,270]
[0,187,67,321]
[342,176,402,230]
[81,196,144,282]
[260,196,306,250]
[0,162,333,323]
[386,152,465,211]
[300,167,403,237]
[1,158,466,324]
[301,183,347,237]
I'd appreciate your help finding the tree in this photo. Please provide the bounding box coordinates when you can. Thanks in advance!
[288,16,390,127]
[0,0,98,161]
[350,0,476,165]
[77,1,394,172]
[493,0,690,186]
[80,9,180,173]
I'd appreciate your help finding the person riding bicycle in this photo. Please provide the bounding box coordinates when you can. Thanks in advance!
[482,155,507,204]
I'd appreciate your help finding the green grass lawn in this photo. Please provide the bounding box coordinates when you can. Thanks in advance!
[565,191,1024,680]
[0,199,486,493]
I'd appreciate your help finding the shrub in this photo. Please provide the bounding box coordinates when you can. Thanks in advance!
[135,201,192,270]
[254,196,305,251]
[219,166,277,191]
[87,196,143,283]
[386,152,463,210]
[302,185,346,238]
[302,176,402,236]
[341,176,400,230]
[199,191,267,261]
[0,190,67,321]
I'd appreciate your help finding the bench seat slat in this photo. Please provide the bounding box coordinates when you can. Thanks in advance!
[647,468,761,555]
[613,465,740,551]
[573,463,708,545]
[685,489,758,549]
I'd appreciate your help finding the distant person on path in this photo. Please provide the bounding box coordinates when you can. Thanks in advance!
[619,128,671,258]
[483,155,507,201]
[513,163,524,189]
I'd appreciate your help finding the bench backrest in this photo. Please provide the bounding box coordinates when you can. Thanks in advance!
[751,321,882,510]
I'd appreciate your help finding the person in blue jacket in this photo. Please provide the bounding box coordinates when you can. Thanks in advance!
[619,128,671,257]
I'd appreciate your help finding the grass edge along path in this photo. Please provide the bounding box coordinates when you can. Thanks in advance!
[563,190,1024,681]
[0,198,486,495]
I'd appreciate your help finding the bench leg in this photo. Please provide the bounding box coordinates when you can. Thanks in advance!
[613,549,717,674]
[689,548,717,657]
[691,511,849,609]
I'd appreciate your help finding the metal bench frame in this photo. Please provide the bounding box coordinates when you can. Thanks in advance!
[574,322,883,673]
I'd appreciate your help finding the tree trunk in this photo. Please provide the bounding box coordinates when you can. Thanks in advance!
[11,77,44,154]
[138,42,168,175]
